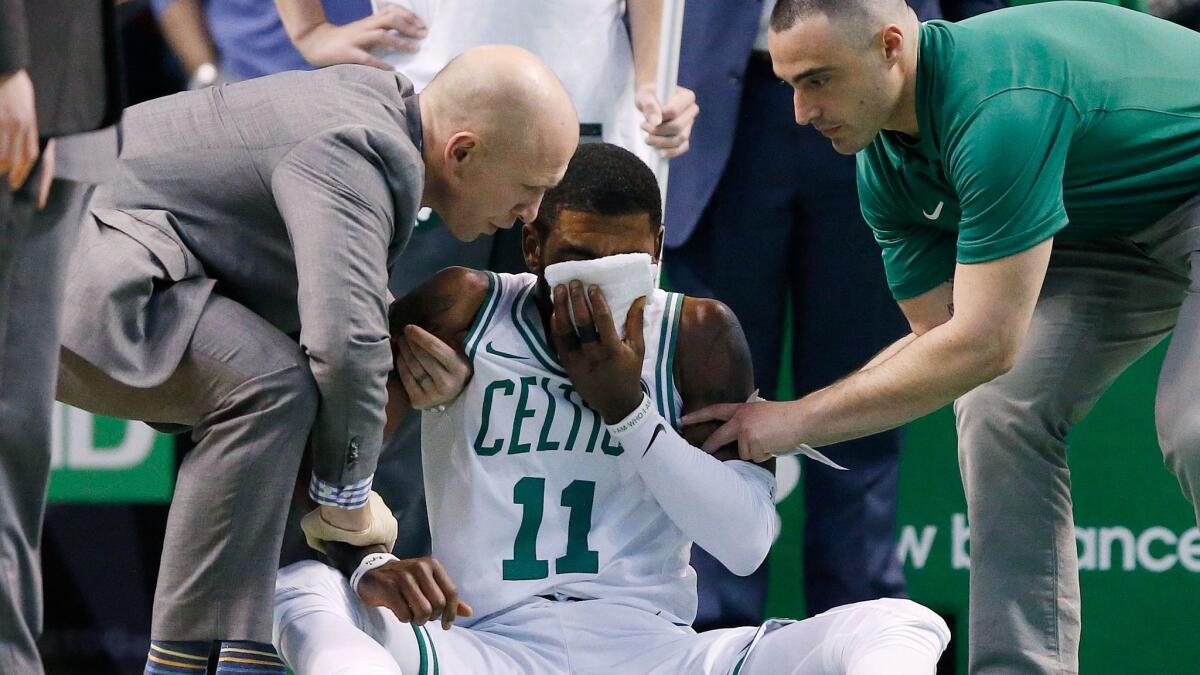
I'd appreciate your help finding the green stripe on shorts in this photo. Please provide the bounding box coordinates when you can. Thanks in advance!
[411,625,428,675]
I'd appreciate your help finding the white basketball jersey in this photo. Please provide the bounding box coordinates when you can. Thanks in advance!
[421,273,695,627]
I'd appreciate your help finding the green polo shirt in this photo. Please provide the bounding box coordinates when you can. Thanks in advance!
[857,2,1200,300]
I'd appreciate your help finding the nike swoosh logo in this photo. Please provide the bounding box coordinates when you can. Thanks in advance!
[485,342,529,361]
[643,423,666,457]
[923,201,944,220]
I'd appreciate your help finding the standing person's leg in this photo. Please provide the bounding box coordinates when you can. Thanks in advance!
[1148,199,1200,523]
[665,59,800,629]
[0,174,92,675]
[1159,291,1200,523]
[788,125,908,616]
[57,291,319,665]
[955,240,1186,675]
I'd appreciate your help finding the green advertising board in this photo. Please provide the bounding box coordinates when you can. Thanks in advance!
[47,404,175,503]
[766,342,1200,673]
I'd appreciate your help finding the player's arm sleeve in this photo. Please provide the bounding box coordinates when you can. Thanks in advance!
[0,0,30,73]
[857,150,958,301]
[609,300,778,576]
[609,403,778,576]
[271,126,416,509]
[948,89,1080,264]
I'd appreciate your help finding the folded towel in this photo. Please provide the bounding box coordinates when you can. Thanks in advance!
[544,253,656,339]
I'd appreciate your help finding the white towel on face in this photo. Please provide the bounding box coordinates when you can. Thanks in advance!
[544,253,656,339]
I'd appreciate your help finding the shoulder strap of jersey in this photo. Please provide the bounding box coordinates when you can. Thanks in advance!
[652,291,685,428]
[508,277,569,378]
[463,271,503,359]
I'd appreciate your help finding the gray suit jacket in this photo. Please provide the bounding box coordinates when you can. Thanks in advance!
[62,65,424,493]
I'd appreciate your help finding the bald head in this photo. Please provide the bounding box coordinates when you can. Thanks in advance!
[424,45,578,160]
[420,45,579,242]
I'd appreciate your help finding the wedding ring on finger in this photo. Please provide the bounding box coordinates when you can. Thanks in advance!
[577,324,600,343]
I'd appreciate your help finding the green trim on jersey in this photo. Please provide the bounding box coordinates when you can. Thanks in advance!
[411,624,429,675]
[512,282,568,377]
[729,648,749,675]
[654,292,684,428]
[464,272,500,359]
[664,293,683,428]
[422,626,440,675]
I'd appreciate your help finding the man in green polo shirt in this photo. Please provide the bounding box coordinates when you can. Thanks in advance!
[682,1,1200,673]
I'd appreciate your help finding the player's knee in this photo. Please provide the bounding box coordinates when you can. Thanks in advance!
[273,561,350,644]
[859,598,951,657]
[1157,411,1200,488]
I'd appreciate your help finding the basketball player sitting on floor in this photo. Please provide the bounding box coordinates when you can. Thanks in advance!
[272,143,949,675]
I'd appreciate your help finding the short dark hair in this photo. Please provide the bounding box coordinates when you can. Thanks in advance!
[770,0,903,34]
[532,143,662,236]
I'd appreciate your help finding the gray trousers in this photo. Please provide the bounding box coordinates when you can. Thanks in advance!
[955,196,1200,674]
[0,172,93,675]
[56,214,319,642]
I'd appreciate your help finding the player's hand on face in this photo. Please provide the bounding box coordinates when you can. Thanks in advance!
[549,282,647,424]
[394,324,472,410]
[681,399,801,463]
[357,556,473,630]
[634,84,699,159]
[292,4,427,70]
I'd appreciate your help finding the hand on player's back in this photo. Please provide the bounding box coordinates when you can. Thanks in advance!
[357,556,473,631]
[549,282,647,424]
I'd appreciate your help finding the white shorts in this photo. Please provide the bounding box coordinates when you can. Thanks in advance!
[276,561,951,675]
[274,561,790,675]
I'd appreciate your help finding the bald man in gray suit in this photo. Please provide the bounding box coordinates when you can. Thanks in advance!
[55,47,578,670]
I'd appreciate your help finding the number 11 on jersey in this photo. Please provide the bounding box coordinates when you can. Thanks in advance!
[503,476,599,580]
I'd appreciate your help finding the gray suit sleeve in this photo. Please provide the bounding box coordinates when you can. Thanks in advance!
[272,126,410,509]
[0,0,30,73]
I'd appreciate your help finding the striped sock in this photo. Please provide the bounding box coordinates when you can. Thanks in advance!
[144,640,211,674]
[215,641,287,674]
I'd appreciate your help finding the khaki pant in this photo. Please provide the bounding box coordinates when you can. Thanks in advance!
[955,195,1200,674]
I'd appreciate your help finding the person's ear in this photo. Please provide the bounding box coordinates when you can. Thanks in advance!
[444,132,481,175]
[652,225,665,265]
[522,221,544,274]
[881,24,905,64]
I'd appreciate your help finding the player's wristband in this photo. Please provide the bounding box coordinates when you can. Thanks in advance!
[350,552,399,593]
[605,393,655,438]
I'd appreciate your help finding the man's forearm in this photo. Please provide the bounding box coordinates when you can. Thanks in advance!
[157,0,218,75]
[275,0,328,42]
[626,0,662,87]
[799,322,1009,447]
[859,332,918,372]
[383,371,411,438]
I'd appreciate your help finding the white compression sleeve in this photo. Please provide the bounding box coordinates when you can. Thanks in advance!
[608,395,779,576]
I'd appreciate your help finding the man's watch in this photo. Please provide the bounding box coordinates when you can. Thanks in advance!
[188,62,220,90]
